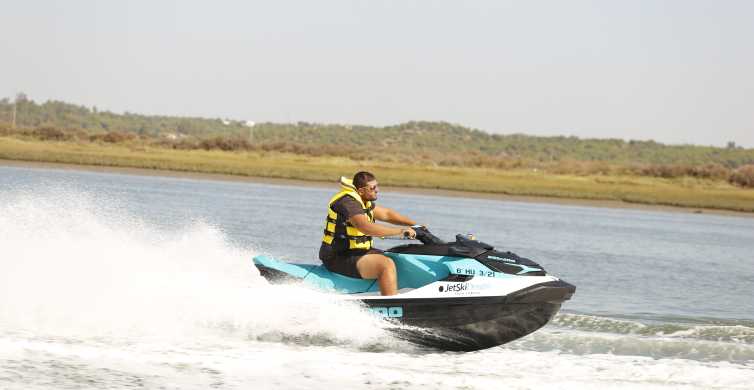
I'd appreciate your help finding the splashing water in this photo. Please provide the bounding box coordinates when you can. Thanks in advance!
[0,189,397,350]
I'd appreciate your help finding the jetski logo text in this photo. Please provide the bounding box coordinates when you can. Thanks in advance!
[369,306,403,318]
[439,282,492,294]
[439,282,468,293]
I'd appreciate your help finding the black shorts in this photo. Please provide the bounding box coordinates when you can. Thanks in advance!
[319,245,384,279]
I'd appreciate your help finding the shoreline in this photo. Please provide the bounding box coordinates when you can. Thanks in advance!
[4,158,752,218]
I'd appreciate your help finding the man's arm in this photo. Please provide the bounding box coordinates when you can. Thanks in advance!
[349,214,415,238]
[372,205,416,226]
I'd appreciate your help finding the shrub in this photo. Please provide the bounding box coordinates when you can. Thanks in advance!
[640,164,693,178]
[690,163,730,180]
[172,138,200,150]
[32,126,69,141]
[0,124,12,136]
[89,131,134,143]
[729,165,754,188]
[199,136,250,151]
[104,131,136,143]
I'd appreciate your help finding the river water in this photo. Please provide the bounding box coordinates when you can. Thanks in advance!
[1,165,753,389]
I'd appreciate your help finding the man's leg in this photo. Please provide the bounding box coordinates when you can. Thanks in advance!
[356,254,397,296]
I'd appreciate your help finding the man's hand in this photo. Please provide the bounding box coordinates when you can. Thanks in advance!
[401,227,416,239]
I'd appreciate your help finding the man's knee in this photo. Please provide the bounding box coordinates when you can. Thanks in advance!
[357,254,395,278]
[385,259,396,275]
[376,255,396,274]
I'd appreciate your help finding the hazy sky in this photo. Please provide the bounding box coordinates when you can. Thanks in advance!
[1,0,752,147]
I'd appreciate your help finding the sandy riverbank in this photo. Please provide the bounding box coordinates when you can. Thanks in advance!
[3,158,752,218]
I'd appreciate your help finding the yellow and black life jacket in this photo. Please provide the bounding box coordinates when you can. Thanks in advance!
[322,177,375,252]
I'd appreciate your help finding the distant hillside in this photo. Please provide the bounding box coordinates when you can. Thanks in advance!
[2,95,753,169]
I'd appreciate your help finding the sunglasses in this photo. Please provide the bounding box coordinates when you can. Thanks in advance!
[360,184,379,191]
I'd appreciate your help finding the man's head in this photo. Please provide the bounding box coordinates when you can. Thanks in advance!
[353,171,379,202]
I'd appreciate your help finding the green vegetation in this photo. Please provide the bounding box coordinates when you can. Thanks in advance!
[2,96,753,164]
[1,94,754,212]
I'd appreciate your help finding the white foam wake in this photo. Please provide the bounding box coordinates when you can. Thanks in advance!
[0,189,392,349]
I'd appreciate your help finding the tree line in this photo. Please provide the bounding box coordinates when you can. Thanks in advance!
[1,95,753,187]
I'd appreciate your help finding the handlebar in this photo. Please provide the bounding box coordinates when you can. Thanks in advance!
[411,225,446,245]
[382,226,446,245]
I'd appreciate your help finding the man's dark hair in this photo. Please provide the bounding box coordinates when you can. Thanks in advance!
[353,171,376,189]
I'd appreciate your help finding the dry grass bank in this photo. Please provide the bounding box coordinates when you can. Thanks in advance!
[2,137,753,212]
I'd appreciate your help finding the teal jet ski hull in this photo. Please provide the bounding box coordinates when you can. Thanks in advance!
[253,229,575,351]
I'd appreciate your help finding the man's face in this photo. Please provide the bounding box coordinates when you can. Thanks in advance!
[358,180,379,202]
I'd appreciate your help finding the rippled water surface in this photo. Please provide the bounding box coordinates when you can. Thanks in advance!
[1,165,753,389]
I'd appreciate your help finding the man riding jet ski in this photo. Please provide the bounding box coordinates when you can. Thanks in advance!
[319,171,418,296]
[253,172,576,351]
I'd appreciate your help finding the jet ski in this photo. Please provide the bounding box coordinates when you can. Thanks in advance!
[253,227,575,351]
